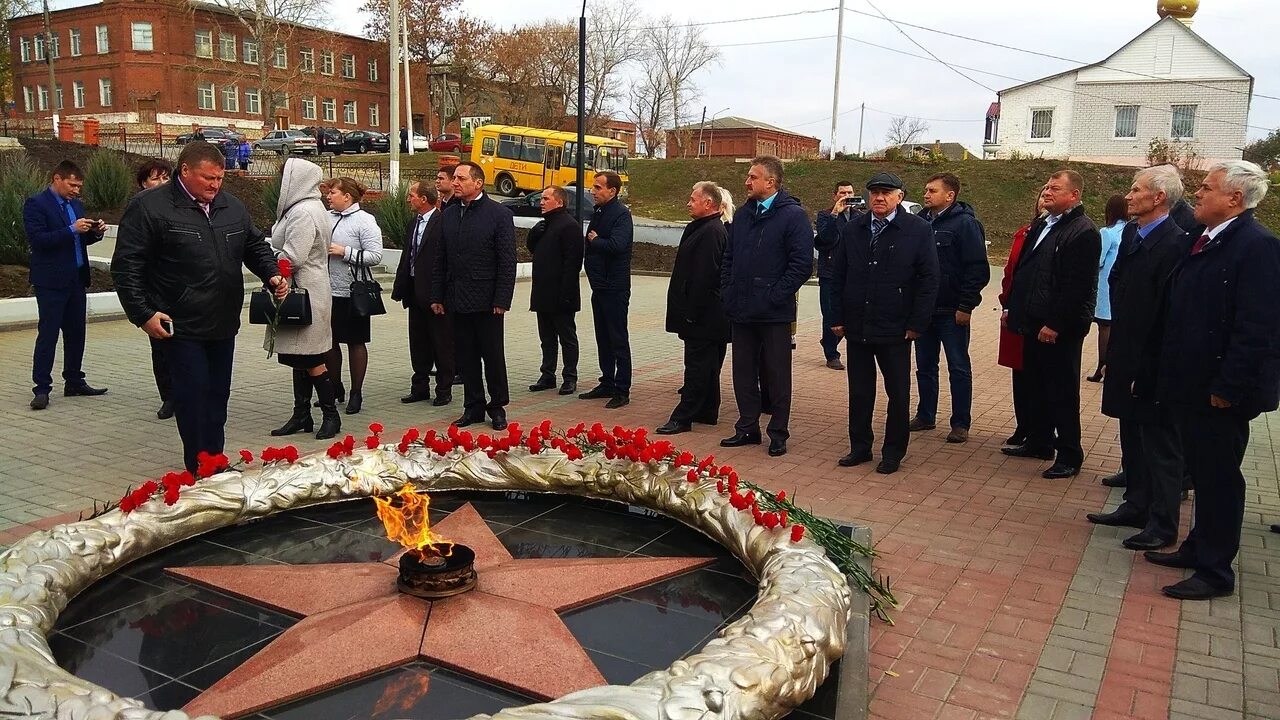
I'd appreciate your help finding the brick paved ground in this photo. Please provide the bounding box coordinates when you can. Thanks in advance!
[2,273,1278,719]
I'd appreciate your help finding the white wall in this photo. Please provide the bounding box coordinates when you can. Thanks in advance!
[992,73,1078,160]
[1078,19,1247,84]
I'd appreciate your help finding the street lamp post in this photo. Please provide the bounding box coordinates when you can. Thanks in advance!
[705,107,729,158]
[575,0,587,223]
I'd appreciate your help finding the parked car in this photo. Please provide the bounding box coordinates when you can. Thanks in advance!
[255,129,318,155]
[175,127,242,153]
[301,126,344,153]
[429,132,472,153]
[499,189,594,219]
[340,130,390,154]
[412,133,430,152]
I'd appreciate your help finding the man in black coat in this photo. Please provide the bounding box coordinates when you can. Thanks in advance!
[391,180,453,406]
[829,172,939,474]
[1002,170,1101,479]
[814,180,858,371]
[527,185,584,396]
[579,170,634,409]
[1086,165,1189,552]
[1145,161,1280,601]
[657,182,731,435]
[429,161,517,431]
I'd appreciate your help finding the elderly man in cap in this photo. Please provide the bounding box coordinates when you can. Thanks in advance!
[829,172,939,474]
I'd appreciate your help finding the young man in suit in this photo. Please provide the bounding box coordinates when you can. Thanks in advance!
[579,170,635,409]
[23,160,108,410]
[391,180,453,407]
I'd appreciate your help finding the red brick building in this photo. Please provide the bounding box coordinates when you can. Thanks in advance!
[7,0,432,137]
[665,116,819,160]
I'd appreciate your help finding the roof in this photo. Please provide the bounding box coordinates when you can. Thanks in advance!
[668,115,818,140]
[473,125,626,147]
[874,141,980,161]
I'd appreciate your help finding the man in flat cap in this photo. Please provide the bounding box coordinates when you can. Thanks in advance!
[829,172,938,474]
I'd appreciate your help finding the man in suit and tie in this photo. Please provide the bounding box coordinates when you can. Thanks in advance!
[1146,161,1280,600]
[1086,165,1189,552]
[23,160,108,410]
[391,180,453,406]
[1002,170,1101,479]
[430,161,517,431]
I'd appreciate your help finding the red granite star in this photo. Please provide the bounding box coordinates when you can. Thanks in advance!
[169,503,715,719]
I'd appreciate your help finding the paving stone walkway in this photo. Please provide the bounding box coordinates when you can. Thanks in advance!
[2,273,1277,719]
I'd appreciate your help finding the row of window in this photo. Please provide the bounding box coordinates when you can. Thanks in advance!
[21,79,112,112]
[193,83,380,126]
[193,30,378,80]
[17,25,111,60]
[1027,104,1198,141]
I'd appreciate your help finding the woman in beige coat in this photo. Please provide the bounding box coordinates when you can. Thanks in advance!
[268,158,339,439]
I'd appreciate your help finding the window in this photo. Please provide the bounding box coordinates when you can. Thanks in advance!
[300,47,314,73]
[98,78,111,106]
[302,96,316,120]
[53,84,62,110]
[49,35,59,58]
[1029,108,1053,140]
[197,82,215,110]
[698,140,706,156]
[322,97,336,122]
[95,25,108,53]
[22,87,32,113]
[341,53,354,78]
[243,39,259,64]
[37,85,48,111]
[1171,104,1196,139]
[497,133,522,160]
[222,85,239,113]
[69,29,81,56]
[481,137,496,156]
[343,100,356,125]
[195,29,213,58]
[19,37,29,63]
[34,34,44,61]
[219,34,235,61]
[272,44,287,69]
[368,59,378,81]
[521,136,546,162]
[72,80,85,108]
[320,50,334,75]
[246,88,260,115]
[1114,106,1138,138]
[131,22,153,51]
[368,103,379,127]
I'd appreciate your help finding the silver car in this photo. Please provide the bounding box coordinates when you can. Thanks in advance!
[254,129,318,156]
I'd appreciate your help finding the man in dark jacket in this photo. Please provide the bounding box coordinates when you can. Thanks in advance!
[23,160,108,411]
[658,182,731,435]
[579,170,634,408]
[430,161,516,431]
[527,185,584,396]
[113,142,285,473]
[814,180,858,370]
[719,156,815,457]
[390,180,453,406]
[1145,161,1280,601]
[1002,170,1101,479]
[1086,165,1188,552]
[910,173,989,444]
[830,172,939,474]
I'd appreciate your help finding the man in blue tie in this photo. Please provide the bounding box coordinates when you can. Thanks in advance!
[22,160,108,410]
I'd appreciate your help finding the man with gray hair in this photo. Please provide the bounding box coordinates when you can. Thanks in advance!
[1145,160,1280,601]
[1087,165,1189,553]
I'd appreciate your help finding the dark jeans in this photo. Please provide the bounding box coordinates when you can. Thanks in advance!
[670,338,726,425]
[913,313,973,430]
[1174,407,1249,591]
[731,322,792,442]
[818,278,843,361]
[151,337,171,401]
[165,337,235,474]
[536,311,579,383]
[408,304,455,398]
[454,311,509,421]
[847,340,912,461]
[1022,334,1085,468]
[31,284,87,395]
[590,290,631,393]
[1116,408,1183,541]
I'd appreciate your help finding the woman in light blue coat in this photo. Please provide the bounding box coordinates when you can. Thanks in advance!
[1088,195,1128,382]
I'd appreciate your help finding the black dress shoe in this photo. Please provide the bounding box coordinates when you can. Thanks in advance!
[1144,549,1195,568]
[1086,508,1147,528]
[64,383,107,396]
[453,374,464,385]
[1001,444,1055,460]
[1042,463,1080,479]
[656,421,691,435]
[1101,470,1128,488]
[605,394,630,409]
[876,458,901,474]
[431,395,452,406]
[1272,523,1280,534]
[401,392,430,404]
[30,393,49,410]
[454,416,482,428]
[578,385,614,400]
[838,452,873,467]
[558,381,577,395]
[1162,576,1232,601]
[491,417,508,431]
[1004,432,1027,446]
[156,399,174,419]
[768,439,787,457]
[1122,531,1174,551]
[528,379,556,392]
[720,432,762,448]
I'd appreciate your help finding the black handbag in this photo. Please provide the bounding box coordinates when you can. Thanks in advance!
[348,248,387,318]
[249,278,312,326]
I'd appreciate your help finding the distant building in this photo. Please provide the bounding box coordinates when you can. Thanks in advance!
[874,140,980,161]
[982,13,1252,167]
[665,116,820,160]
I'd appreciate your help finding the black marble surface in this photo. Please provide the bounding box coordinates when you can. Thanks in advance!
[49,491,844,719]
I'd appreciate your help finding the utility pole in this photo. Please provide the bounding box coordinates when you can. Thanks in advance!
[695,105,707,159]
[575,0,586,222]
[388,0,401,188]
[829,0,845,159]
[402,15,413,156]
[857,102,865,158]
[41,0,58,136]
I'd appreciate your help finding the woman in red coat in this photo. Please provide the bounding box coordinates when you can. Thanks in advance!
[999,194,1045,445]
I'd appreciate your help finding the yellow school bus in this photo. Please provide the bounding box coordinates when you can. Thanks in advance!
[470,124,629,197]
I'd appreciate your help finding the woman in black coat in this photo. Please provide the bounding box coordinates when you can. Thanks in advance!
[527,186,585,393]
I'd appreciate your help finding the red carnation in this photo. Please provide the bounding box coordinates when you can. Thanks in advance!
[365,435,380,450]
[163,485,181,505]
[791,525,806,542]
[566,446,583,460]
[239,449,254,464]
[675,451,694,467]
[343,434,355,451]
[283,446,299,462]
[327,443,344,459]
[776,490,786,502]
[539,419,553,435]
[140,480,159,496]
[369,422,384,434]
[277,257,293,279]
[763,512,779,529]
[716,479,725,494]
[119,495,136,513]
[686,469,698,483]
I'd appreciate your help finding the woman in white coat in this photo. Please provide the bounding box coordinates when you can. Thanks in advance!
[268,158,339,439]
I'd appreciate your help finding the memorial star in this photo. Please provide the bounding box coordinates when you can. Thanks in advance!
[169,503,715,719]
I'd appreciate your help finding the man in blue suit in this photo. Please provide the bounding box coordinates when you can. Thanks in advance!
[23,160,108,410]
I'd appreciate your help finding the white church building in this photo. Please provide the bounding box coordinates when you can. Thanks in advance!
[982,11,1253,167]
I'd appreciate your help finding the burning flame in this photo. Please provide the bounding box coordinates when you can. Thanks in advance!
[373,484,454,558]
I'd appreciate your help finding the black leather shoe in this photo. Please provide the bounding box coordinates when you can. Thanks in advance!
[401,392,429,404]
[1004,432,1027,446]
[344,390,363,415]
[656,421,691,435]
[64,383,107,396]
[454,416,482,428]
[1272,523,1280,534]
[768,439,787,457]
[838,452,873,467]
[876,458,901,474]
[156,400,174,419]
[1123,531,1175,551]
[1001,444,1055,460]
[1101,470,1128,488]
[30,393,49,410]
[453,374,464,385]
[1042,463,1080,479]
[578,385,613,400]
[1144,549,1195,568]
[558,381,577,395]
[720,432,762,448]
[1162,576,1232,601]
[605,394,630,409]
[1086,508,1147,528]
[431,395,452,406]
[528,379,556,392]
[491,417,508,431]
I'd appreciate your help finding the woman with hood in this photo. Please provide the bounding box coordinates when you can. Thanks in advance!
[268,158,339,439]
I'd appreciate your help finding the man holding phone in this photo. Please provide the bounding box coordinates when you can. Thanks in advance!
[23,160,108,411]
[814,181,859,370]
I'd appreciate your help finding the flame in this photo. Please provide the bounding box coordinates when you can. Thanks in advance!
[373,484,454,558]
[370,670,431,717]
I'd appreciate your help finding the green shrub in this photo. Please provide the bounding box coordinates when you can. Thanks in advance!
[371,183,412,250]
[81,150,133,212]
[264,170,282,219]
[0,153,46,266]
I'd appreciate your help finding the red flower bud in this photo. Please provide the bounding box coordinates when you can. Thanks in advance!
[369,422,384,434]
[686,469,698,483]
[716,479,725,493]
[776,490,786,502]
[277,257,293,279]
[239,449,254,464]
[791,525,806,542]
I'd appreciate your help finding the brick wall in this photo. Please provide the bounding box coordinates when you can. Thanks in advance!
[992,73,1078,160]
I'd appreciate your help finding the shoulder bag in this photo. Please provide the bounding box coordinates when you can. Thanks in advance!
[348,247,387,318]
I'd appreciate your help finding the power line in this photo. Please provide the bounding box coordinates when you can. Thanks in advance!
[539,7,838,35]
[859,0,996,93]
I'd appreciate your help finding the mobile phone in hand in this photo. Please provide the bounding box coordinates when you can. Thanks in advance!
[160,319,174,335]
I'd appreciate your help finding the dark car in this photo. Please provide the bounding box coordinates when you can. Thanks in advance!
[175,127,242,153]
[301,126,344,154]
[499,190,594,218]
[340,130,390,154]
[428,132,472,153]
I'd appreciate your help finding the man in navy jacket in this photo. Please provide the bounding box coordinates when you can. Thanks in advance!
[719,156,814,457]
[23,160,107,410]
[1145,161,1280,601]
[579,170,634,408]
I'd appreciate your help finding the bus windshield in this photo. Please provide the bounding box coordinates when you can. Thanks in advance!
[598,146,628,173]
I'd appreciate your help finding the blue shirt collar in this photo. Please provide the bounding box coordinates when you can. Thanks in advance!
[1137,214,1168,239]
[757,192,778,213]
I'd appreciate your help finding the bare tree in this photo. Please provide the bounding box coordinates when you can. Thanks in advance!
[884,115,929,148]
[624,57,671,158]
[577,4,640,132]
[644,17,718,158]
